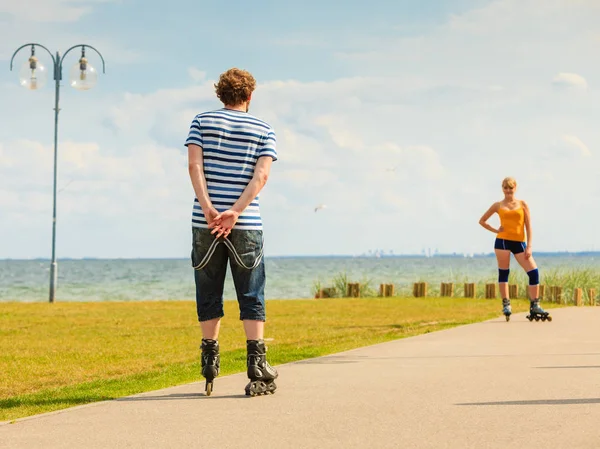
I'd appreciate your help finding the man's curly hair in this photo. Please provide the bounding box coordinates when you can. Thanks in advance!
[214,68,256,106]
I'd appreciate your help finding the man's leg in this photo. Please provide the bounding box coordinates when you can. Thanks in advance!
[201,318,221,340]
[243,320,263,340]
[192,228,228,394]
[227,229,278,396]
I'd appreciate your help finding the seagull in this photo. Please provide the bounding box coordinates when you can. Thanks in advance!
[314,204,327,213]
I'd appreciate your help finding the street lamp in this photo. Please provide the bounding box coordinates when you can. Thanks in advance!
[10,43,106,303]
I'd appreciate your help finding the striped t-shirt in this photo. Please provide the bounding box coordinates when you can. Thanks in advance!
[185,108,277,230]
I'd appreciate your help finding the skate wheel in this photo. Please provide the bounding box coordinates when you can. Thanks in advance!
[534,316,540,321]
[527,315,533,322]
[205,381,213,396]
[547,316,553,322]
[505,315,510,322]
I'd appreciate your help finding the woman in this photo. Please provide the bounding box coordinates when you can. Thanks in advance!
[479,177,551,322]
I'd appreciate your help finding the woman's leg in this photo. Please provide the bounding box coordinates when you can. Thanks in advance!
[495,249,511,300]
[514,252,538,300]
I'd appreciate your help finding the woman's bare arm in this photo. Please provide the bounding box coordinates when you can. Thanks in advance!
[479,203,501,234]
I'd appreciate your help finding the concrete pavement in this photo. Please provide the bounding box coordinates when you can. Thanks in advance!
[2,307,600,448]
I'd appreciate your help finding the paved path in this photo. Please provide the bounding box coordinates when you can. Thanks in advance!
[2,307,600,448]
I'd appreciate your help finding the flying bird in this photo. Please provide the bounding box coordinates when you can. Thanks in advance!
[314,204,327,213]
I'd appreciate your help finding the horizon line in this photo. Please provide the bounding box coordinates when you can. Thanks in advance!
[1,250,599,261]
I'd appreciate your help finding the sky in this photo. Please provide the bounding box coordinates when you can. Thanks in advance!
[0,0,599,258]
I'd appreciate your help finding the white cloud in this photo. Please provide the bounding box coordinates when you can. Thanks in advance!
[552,73,589,90]
[0,0,114,22]
[333,0,600,90]
[0,139,191,224]
[188,68,208,83]
[2,0,600,257]
[561,134,592,157]
[78,57,600,255]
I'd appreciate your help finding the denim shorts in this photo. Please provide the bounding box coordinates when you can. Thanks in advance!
[494,238,526,254]
[191,227,266,322]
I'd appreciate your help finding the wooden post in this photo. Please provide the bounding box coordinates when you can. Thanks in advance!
[485,283,496,299]
[539,285,545,301]
[385,284,395,297]
[549,286,563,304]
[413,282,428,297]
[508,284,518,299]
[589,288,597,306]
[315,287,335,299]
[380,284,395,297]
[441,282,454,297]
[347,283,360,298]
[574,288,583,306]
[464,283,475,298]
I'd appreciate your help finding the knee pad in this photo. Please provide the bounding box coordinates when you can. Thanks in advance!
[527,268,540,286]
[498,269,510,283]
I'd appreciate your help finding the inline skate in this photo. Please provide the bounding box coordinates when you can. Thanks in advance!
[245,339,278,396]
[201,339,220,396]
[526,300,552,322]
[502,298,512,321]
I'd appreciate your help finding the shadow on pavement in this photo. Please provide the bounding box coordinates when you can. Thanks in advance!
[457,398,600,406]
[536,365,600,369]
[116,393,248,401]
[297,353,600,364]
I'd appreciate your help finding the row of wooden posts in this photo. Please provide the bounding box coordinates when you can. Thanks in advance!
[316,282,597,305]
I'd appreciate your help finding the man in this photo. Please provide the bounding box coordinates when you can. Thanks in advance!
[186,68,278,396]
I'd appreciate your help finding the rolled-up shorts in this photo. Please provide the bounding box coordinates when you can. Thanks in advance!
[191,227,266,322]
[494,238,526,254]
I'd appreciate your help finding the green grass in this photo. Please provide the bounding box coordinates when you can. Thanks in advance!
[0,297,561,421]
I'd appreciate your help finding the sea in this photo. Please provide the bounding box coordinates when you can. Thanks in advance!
[1,254,599,302]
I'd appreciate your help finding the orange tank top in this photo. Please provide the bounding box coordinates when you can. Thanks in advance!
[497,205,525,242]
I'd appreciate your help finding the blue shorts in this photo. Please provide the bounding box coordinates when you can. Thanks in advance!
[494,238,526,254]
[191,228,266,322]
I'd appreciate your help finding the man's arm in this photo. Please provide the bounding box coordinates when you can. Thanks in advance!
[209,156,273,238]
[232,156,272,215]
[188,144,218,223]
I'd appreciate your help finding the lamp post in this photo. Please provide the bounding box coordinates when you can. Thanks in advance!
[10,43,106,303]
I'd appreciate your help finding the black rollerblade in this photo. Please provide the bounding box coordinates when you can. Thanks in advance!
[245,339,278,396]
[526,300,552,322]
[502,298,512,321]
[201,339,220,396]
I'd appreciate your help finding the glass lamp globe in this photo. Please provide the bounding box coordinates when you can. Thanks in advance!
[69,58,98,91]
[18,56,48,90]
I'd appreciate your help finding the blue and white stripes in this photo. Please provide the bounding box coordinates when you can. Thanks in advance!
[185,108,277,230]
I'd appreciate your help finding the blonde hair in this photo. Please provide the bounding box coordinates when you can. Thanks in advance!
[502,177,517,188]
[214,68,256,106]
